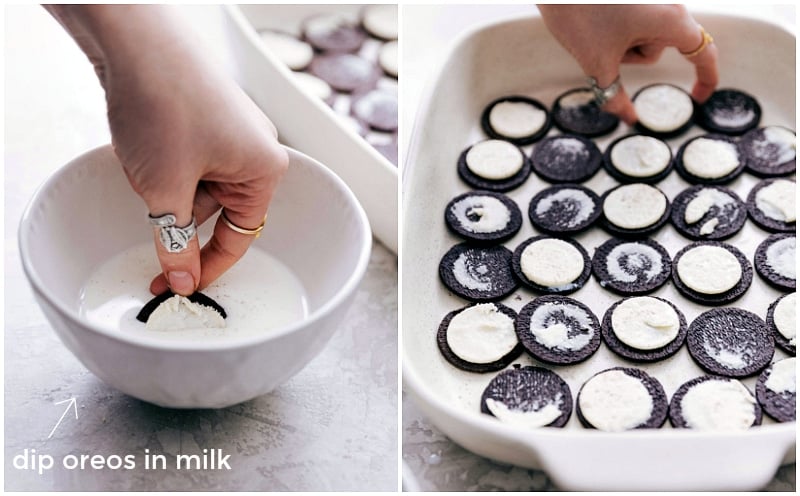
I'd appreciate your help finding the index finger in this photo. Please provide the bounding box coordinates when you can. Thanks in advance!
[665,18,720,103]
[197,209,268,290]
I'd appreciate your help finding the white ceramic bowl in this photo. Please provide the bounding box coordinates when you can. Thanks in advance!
[19,144,371,409]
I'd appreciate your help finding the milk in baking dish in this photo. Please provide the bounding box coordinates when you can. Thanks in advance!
[79,243,308,341]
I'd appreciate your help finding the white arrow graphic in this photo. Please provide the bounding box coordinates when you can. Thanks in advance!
[48,397,78,439]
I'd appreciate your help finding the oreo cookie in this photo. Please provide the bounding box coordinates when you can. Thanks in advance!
[674,134,746,184]
[767,292,796,355]
[687,308,774,378]
[136,291,227,323]
[308,53,380,93]
[670,184,747,241]
[258,30,314,71]
[591,238,671,295]
[528,184,601,235]
[511,236,591,294]
[601,296,688,363]
[754,233,796,291]
[480,96,552,146]
[515,295,601,365]
[439,243,518,302]
[755,357,796,422]
[740,126,796,177]
[360,4,397,41]
[551,87,619,137]
[632,83,694,139]
[600,183,671,238]
[576,367,668,431]
[696,88,762,135]
[445,191,522,244]
[351,88,397,132]
[602,134,674,184]
[480,366,572,428]
[302,13,367,53]
[672,241,752,305]
[746,178,796,233]
[436,303,523,373]
[457,140,531,192]
[669,375,762,429]
[529,134,602,183]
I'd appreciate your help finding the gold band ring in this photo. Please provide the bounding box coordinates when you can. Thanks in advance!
[681,25,714,58]
[220,210,267,238]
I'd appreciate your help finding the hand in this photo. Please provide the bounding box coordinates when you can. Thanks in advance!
[538,4,719,124]
[46,5,288,296]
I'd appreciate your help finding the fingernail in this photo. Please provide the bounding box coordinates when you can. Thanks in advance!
[168,271,195,295]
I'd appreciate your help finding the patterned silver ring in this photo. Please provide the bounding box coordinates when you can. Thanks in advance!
[586,75,621,107]
[148,213,197,253]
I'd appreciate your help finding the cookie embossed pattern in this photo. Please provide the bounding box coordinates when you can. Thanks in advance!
[403,9,795,492]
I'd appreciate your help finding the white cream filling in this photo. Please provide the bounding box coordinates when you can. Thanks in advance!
[610,135,672,177]
[684,188,736,225]
[259,31,314,70]
[604,243,662,284]
[145,295,226,331]
[750,127,796,166]
[446,304,517,364]
[534,188,595,228]
[529,301,594,350]
[774,293,796,345]
[676,245,742,294]
[634,85,693,132]
[579,370,653,432]
[453,252,491,291]
[489,101,546,138]
[683,138,740,179]
[603,184,666,230]
[681,379,756,431]
[765,358,796,394]
[559,89,594,108]
[451,195,511,234]
[485,396,563,428]
[378,40,398,77]
[611,297,680,350]
[465,140,524,180]
[361,4,398,40]
[292,71,333,101]
[711,108,756,128]
[520,239,584,287]
[699,218,720,235]
[766,236,796,279]
[756,180,796,223]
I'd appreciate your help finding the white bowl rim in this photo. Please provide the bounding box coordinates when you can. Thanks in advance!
[401,10,797,445]
[19,144,372,352]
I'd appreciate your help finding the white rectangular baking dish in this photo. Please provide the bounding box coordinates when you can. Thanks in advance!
[402,12,795,491]
[222,4,398,253]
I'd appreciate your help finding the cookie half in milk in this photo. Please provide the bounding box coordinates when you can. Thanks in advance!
[480,366,573,428]
[457,140,531,192]
[601,296,688,363]
[696,88,762,136]
[754,233,796,291]
[528,184,601,235]
[136,291,227,330]
[675,134,746,184]
[515,295,601,365]
[671,241,753,305]
[551,87,619,137]
[591,238,671,295]
[530,134,603,183]
[439,243,518,302]
[740,126,796,177]
[632,83,694,139]
[511,236,591,294]
[480,95,552,145]
[602,134,674,184]
[670,184,747,241]
[576,367,669,431]
[747,178,796,233]
[436,302,523,373]
[686,308,774,378]
[755,357,796,422]
[600,183,671,238]
[767,292,796,355]
[445,190,522,244]
[669,375,763,430]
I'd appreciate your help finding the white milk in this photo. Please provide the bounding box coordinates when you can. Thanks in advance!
[79,243,308,342]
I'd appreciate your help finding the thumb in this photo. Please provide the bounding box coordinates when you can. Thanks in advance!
[586,65,638,126]
[147,199,201,296]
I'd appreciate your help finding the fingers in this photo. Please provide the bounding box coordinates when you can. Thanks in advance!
[197,210,267,290]
[601,85,637,126]
[147,198,201,297]
[687,42,719,103]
